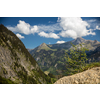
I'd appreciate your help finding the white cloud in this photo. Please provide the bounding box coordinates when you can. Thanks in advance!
[17,20,30,35]
[7,20,38,35]
[86,19,100,30]
[7,18,97,39]
[59,30,77,39]
[37,23,62,33]
[58,17,96,39]
[7,20,60,39]
[56,40,65,44]
[7,26,18,32]
[88,29,96,35]
[96,25,100,30]
[16,33,25,39]
[38,31,60,39]
[86,19,97,23]
[31,25,38,33]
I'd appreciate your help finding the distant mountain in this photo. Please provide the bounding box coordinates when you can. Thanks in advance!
[0,24,52,84]
[29,37,100,78]
[87,45,100,62]
[29,37,100,52]
[48,37,86,49]
[72,37,86,44]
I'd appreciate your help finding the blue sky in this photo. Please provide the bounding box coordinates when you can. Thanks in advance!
[0,17,100,49]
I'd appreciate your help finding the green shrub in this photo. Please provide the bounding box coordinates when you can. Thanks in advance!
[0,76,14,84]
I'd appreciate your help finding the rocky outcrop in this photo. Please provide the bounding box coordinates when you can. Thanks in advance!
[55,67,100,84]
[72,37,86,45]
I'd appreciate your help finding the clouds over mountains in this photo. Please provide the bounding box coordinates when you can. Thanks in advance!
[58,17,96,39]
[7,17,99,40]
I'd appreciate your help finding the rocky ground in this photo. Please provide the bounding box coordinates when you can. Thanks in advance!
[55,67,100,84]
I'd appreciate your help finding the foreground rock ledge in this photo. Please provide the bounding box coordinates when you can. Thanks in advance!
[54,67,100,84]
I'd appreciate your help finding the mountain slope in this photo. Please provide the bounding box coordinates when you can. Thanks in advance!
[0,24,52,84]
[55,67,100,84]
[87,45,100,62]
[29,37,100,78]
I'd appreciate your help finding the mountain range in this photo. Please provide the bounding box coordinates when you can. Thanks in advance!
[28,36,100,78]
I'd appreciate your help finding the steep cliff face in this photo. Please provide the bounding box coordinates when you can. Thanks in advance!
[55,67,100,84]
[0,24,51,84]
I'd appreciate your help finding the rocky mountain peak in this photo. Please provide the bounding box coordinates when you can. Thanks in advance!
[37,42,50,50]
[72,37,86,44]
[94,40,98,43]
[75,37,86,41]
[39,43,47,48]
[40,43,47,46]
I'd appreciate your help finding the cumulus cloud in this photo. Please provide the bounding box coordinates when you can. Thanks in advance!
[7,20,38,35]
[31,25,38,33]
[7,20,60,39]
[56,40,65,44]
[7,18,97,39]
[38,32,60,39]
[58,17,96,39]
[16,33,25,39]
[17,20,31,35]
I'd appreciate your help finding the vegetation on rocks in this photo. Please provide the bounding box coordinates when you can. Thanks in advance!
[0,76,14,84]
[65,43,89,72]
[0,24,53,84]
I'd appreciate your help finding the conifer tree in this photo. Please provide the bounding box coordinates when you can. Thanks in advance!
[65,43,89,70]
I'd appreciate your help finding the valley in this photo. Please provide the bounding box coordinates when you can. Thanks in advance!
[28,37,100,79]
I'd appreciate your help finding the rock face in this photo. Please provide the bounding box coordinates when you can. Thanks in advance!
[0,24,51,84]
[71,37,86,45]
[87,45,100,62]
[55,67,100,84]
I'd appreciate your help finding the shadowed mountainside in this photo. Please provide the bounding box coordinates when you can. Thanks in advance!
[0,24,52,84]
